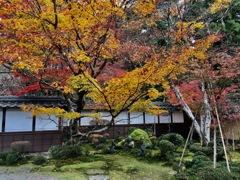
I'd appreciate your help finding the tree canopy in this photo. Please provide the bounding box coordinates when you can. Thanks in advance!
[0,0,237,142]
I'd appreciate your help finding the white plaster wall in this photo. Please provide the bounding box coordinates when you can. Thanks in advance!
[172,111,184,123]
[159,113,171,123]
[5,109,32,132]
[80,111,113,125]
[80,111,93,126]
[100,111,112,121]
[130,112,144,124]
[145,114,158,124]
[35,115,59,130]
[115,111,129,125]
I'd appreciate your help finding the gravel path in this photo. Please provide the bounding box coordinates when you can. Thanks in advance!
[0,167,65,180]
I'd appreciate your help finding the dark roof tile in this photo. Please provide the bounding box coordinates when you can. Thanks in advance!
[0,96,66,108]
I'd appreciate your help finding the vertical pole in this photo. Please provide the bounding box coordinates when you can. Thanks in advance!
[179,122,194,168]
[32,116,36,131]
[213,118,217,169]
[2,108,6,133]
[212,92,231,172]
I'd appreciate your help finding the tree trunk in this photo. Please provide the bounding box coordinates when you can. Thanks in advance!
[170,81,207,145]
[200,82,212,145]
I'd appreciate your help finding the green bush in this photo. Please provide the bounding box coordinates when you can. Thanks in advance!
[0,150,22,166]
[197,166,235,180]
[10,141,31,154]
[49,145,82,159]
[0,151,9,162]
[159,133,184,148]
[6,151,20,165]
[185,155,212,176]
[191,155,211,167]
[0,158,5,165]
[129,129,152,147]
[145,149,160,159]
[117,128,152,148]
[189,143,225,160]
[189,143,212,155]
[99,136,108,144]
[159,140,176,160]
[33,154,47,165]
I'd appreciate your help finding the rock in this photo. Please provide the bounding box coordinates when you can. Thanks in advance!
[86,169,106,175]
[129,129,152,147]
[89,175,110,180]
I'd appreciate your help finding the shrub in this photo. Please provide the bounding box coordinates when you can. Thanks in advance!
[0,159,5,165]
[193,151,206,157]
[145,149,160,159]
[185,155,212,175]
[6,151,20,165]
[191,155,211,167]
[129,128,152,147]
[159,140,176,160]
[10,141,31,154]
[190,143,225,160]
[189,143,212,155]
[33,154,47,165]
[0,150,24,166]
[159,133,184,148]
[0,151,9,162]
[49,145,82,159]
[48,146,59,159]
[99,136,108,144]
[197,166,235,180]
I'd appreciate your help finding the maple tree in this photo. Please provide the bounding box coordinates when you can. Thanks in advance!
[0,0,233,144]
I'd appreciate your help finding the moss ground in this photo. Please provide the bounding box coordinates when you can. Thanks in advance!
[40,153,174,180]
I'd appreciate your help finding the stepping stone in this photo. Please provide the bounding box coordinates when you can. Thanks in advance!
[0,168,8,174]
[86,169,106,175]
[89,175,110,180]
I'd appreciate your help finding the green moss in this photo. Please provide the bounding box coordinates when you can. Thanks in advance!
[117,128,152,147]
[60,161,107,171]
[0,150,176,180]
[230,151,240,162]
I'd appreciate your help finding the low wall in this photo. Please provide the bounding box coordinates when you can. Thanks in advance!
[0,130,63,152]
[0,121,192,152]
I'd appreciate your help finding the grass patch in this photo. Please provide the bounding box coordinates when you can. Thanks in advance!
[2,153,174,180]
[60,161,107,172]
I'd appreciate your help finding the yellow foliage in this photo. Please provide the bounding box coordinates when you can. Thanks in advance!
[21,105,80,119]
[0,0,225,121]
[209,0,231,13]
[133,0,156,16]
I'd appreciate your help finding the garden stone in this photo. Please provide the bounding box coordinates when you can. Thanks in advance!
[0,168,8,174]
[88,175,110,180]
[86,169,106,175]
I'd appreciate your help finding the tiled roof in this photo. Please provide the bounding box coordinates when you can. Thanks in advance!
[0,96,67,108]
[0,96,178,111]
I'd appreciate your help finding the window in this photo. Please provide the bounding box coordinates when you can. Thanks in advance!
[5,109,32,132]
[35,114,59,131]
